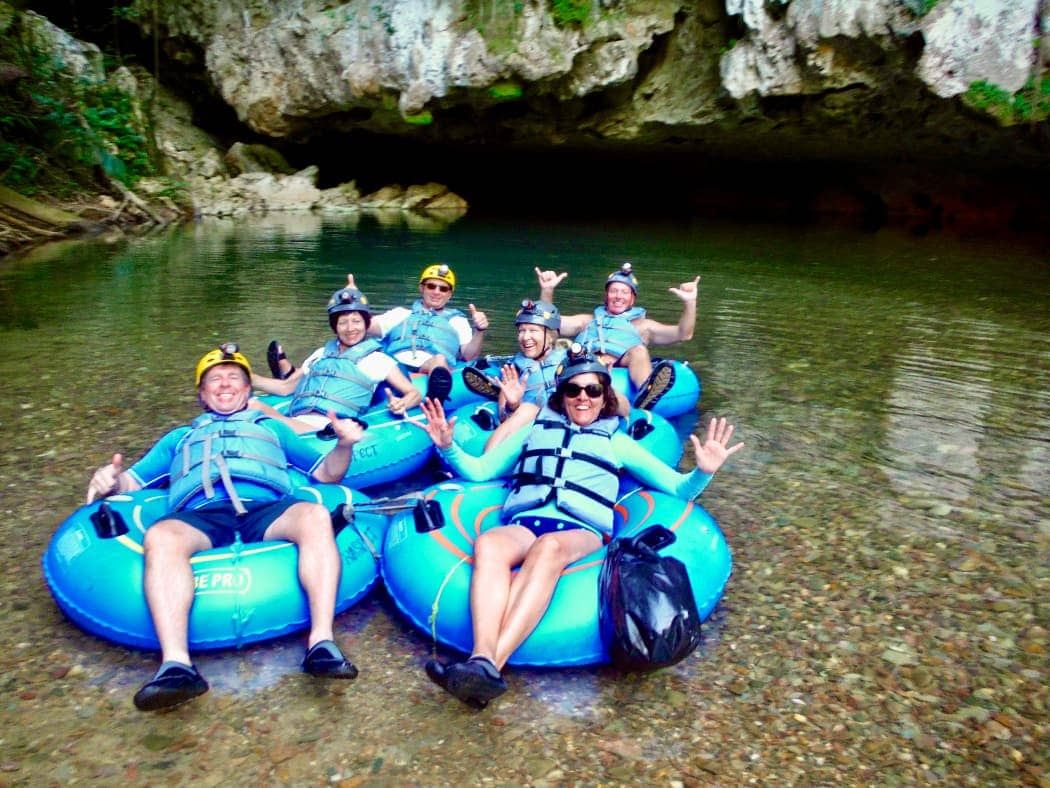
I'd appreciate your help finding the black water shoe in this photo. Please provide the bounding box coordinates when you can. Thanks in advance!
[446,656,507,708]
[133,662,209,711]
[633,360,676,411]
[267,340,295,380]
[471,406,498,431]
[425,367,453,402]
[462,366,501,401]
[302,640,358,679]
[425,658,495,710]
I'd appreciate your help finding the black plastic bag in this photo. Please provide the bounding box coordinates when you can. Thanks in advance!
[599,525,702,671]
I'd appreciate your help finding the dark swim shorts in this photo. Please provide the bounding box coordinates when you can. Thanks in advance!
[166,495,303,548]
[509,516,601,539]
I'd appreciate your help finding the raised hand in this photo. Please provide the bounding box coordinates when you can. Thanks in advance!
[325,410,365,447]
[469,303,489,331]
[413,397,457,449]
[535,267,568,291]
[499,363,525,411]
[87,453,124,504]
[669,275,701,302]
[346,273,358,289]
[689,416,744,474]
[384,386,410,416]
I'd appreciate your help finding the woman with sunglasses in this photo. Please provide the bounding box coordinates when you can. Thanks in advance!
[414,345,743,708]
[252,284,421,431]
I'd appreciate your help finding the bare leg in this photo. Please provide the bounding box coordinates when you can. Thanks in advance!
[265,502,341,647]
[142,519,213,665]
[491,529,602,669]
[467,526,535,663]
[483,402,539,451]
[620,344,654,390]
[247,398,318,434]
[419,354,451,373]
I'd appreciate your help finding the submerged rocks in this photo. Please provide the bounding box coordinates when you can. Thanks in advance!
[151,93,467,219]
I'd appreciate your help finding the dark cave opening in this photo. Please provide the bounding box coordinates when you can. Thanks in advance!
[19,3,1049,235]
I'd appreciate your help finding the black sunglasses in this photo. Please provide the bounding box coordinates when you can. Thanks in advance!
[424,282,451,292]
[562,382,604,398]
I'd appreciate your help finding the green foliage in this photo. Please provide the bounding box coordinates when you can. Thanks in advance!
[550,0,592,27]
[371,4,395,36]
[465,0,523,54]
[0,13,154,195]
[902,0,939,16]
[489,80,523,100]
[112,4,144,23]
[963,78,1050,125]
[403,110,433,125]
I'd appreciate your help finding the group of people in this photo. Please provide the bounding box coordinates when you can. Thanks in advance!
[84,261,742,712]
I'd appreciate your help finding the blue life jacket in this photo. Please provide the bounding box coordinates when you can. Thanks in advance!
[503,405,622,534]
[383,300,465,361]
[574,305,646,359]
[289,338,382,417]
[512,346,567,407]
[168,410,292,514]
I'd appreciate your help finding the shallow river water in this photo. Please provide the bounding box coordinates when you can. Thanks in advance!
[0,212,1046,785]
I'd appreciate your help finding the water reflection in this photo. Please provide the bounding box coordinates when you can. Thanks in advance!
[882,311,1049,518]
[1,216,1047,783]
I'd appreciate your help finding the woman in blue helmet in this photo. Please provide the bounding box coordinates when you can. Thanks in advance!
[252,284,421,431]
[413,344,743,709]
[464,298,630,450]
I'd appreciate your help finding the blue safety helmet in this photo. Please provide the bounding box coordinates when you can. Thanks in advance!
[515,299,561,331]
[605,261,639,294]
[555,343,611,388]
[327,285,371,330]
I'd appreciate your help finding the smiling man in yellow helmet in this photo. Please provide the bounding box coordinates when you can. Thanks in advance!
[86,344,365,711]
[346,265,489,402]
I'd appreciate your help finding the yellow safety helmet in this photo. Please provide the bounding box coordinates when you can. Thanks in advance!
[419,263,456,289]
[195,342,252,386]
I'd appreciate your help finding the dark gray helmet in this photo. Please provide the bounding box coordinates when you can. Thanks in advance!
[515,299,561,331]
[327,286,371,329]
[555,343,611,388]
[605,261,639,294]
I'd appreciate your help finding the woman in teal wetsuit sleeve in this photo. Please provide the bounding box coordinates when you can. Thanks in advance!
[413,344,744,709]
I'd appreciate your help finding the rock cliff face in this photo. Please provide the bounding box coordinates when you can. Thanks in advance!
[135,0,1046,161]
[108,1,1049,227]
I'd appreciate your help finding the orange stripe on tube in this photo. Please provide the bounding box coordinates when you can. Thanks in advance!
[429,529,473,564]
[668,500,692,533]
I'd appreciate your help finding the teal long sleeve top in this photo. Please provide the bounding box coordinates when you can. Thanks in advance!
[437,425,714,502]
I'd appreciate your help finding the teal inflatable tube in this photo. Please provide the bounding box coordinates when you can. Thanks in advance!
[381,481,731,667]
[42,484,389,651]
[255,395,434,491]
[610,359,700,419]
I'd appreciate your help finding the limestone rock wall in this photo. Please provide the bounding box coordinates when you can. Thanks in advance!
[131,0,1046,167]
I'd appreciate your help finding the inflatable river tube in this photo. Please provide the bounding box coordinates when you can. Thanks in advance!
[451,402,684,468]
[467,356,700,420]
[42,484,389,651]
[382,480,731,667]
[256,394,434,491]
[405,364,487,412]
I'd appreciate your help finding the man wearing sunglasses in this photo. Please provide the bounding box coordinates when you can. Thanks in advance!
[351,265,489,402]
[536,262,700,411]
